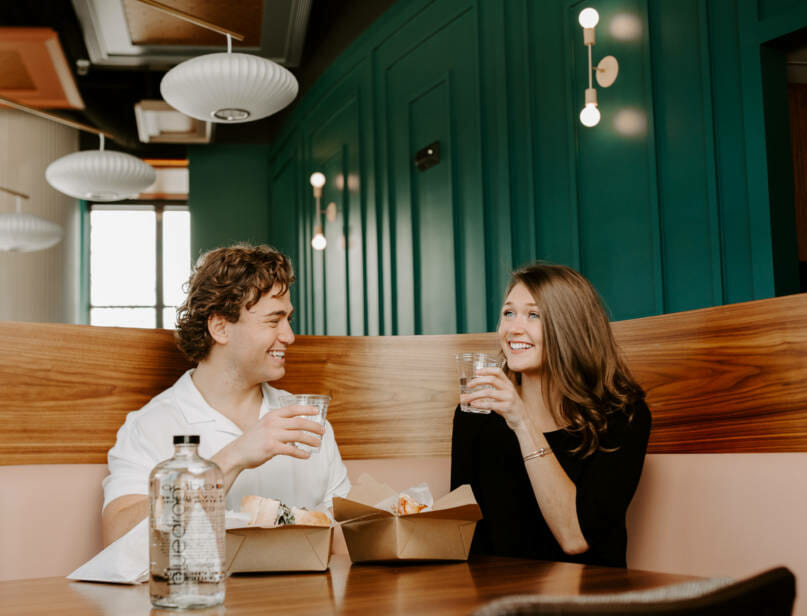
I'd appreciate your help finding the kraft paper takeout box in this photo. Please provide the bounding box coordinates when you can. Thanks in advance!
[333,475,482,563]
[224,523,333,573]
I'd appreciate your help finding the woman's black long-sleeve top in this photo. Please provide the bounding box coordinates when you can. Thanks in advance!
[450,399,651,567]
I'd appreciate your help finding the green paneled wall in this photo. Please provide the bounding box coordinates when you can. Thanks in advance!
[706,0,754,303]
[188,144,272,258]
[184,0,807,335]
[648,0,721,313]
[572,0,663,319]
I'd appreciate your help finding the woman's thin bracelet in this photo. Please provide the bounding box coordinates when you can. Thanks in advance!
[523,447,552,462]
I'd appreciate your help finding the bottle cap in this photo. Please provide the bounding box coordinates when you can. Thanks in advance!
[174,435,200,444]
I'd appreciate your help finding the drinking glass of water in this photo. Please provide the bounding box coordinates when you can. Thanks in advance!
[277,393,330,453]
[455,353,505,414]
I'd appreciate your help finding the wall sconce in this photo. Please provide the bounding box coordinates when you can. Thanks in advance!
[578,7,619,128]
[309,172,337,251]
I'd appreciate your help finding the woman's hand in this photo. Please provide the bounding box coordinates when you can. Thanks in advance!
[460,367,529,432]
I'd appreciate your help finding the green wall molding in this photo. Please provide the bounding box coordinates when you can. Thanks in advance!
[180,0,807,335]
[188,144,271,259]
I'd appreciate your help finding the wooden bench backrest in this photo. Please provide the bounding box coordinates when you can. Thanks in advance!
[2,293,807,464]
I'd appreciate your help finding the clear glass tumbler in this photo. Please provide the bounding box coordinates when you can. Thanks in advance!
[455,352,505,414]
[277,393,331,453]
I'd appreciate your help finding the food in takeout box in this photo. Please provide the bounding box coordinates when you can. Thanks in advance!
[240,495,331,527]
[333,473,482,563]
[398,493,428,515]
[370,481,433,515]
[224,496,333,573]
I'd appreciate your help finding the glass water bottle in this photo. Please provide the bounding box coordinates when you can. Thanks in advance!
[149,435,226,609]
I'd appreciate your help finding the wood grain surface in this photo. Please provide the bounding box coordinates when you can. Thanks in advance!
[612,293,807,453]
[0,555,701,616]
[2,293,807,464]
[273,332,499,459]
[0,322,191,465]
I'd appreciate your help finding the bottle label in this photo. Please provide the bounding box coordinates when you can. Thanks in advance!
[158,480,225,585]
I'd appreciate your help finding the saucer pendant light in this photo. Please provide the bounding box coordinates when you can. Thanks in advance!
[0,192,63,253]
[161,34,298,124]
[0,95,156,202]
[45,134,156,201]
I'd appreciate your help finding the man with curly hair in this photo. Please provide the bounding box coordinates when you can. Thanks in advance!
[101,243,350,546]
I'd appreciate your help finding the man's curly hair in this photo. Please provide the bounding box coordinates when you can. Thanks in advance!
[174,243,295,363]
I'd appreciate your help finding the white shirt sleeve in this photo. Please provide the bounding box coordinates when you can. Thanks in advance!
[102,413,165,511]
[321,420,351,508]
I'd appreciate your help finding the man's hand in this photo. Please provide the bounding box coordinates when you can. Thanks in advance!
[236,404,324,467]
[213,405,324,492]
[103,406,325,547]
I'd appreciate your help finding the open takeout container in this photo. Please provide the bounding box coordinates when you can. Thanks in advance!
[333,475,482,563]
[224,523,333,573]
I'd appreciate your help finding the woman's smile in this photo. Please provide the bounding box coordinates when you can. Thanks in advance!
[508,340,535,353]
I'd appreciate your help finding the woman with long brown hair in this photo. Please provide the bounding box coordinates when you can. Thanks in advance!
[451,262,650,567]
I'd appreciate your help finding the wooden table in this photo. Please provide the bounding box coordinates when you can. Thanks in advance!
[0,555,700,615]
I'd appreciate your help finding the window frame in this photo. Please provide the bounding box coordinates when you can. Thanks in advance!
[86,199,189,329]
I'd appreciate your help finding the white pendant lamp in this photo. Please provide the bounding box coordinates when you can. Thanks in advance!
[161,34,298,124]
[0,189,63,253]
[0,95,157,203]
[45,134,156,201]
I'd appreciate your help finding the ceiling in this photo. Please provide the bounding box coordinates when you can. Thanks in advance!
[21,2,807,156]
[0,0,391,158]
[73,0,307,69]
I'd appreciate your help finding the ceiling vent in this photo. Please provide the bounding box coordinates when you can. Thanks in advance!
[134,100,212,143]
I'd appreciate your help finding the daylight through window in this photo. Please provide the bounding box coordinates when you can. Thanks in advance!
[89,203,190,329]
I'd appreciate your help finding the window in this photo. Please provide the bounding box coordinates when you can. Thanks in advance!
[89,202,190,329]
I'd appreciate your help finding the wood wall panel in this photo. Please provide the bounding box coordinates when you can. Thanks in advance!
[3,294,807,464]
[613,293,807,453]
[273,333,499,458]
[0,322,191,465]
[285,293,807,456]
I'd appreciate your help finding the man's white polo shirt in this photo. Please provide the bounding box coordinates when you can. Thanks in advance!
[103,369,351,512]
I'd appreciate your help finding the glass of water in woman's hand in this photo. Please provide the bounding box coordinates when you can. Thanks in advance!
[455,353,505,414]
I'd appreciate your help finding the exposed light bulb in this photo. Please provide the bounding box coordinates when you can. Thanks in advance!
[578,8,600,29]
[579,103,601,127]
[309,172,326,188]
[311,227,327,250]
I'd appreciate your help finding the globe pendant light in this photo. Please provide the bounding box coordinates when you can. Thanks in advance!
[160,34,298,124]
[45,134,156,201]
[0,190,63,253]
[0,94,156,203]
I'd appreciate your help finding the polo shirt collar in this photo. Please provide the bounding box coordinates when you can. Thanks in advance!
[258,383,285,418]
[174,369,274,436]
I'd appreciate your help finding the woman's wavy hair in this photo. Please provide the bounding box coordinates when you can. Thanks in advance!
[174,243,295,363]
[503,263,644,457]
